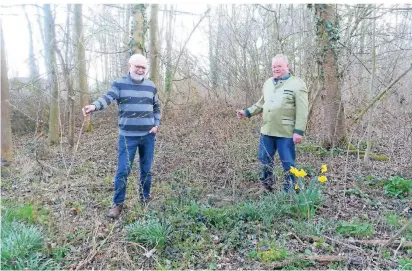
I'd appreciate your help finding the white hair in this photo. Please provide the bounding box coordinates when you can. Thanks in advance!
[272,54,289,64]
[128,54,148,66]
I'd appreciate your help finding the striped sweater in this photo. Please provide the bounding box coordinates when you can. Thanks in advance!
[92,74,161,136]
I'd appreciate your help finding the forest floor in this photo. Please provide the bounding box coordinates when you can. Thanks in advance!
[1,103,411,270]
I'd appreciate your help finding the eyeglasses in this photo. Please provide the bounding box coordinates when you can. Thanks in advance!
[134,65,146,70]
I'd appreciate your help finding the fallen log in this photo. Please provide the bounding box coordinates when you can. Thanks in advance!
[271,255,346,269]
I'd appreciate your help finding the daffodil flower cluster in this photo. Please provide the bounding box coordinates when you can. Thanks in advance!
[290,165,328,190]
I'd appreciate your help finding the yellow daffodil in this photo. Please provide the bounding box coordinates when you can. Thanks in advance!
[294,184,299,190]
[290,166,298,176]
[318,175,327,183]
[296,169,307,178]
[321,165,328,173]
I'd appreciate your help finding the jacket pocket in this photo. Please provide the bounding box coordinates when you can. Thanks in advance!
[282,90,295,106]
[281,119,295,126]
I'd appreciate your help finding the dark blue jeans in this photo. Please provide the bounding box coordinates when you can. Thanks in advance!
[258,134,296,192]
[113,134,156,205]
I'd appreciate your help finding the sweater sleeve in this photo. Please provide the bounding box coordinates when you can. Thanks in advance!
[92,81,120,110]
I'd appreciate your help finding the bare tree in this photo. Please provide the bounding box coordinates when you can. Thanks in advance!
[122,4,131,74]
[56,4,75,147]
[149,4,159,87]
[43,4,60,145]
[1,20,13,162]
[74,4,91,131]
[364,6,377,162]
[23,6,40,79]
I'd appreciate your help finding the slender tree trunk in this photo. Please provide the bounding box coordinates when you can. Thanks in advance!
[358,16,367,102]
[74,4,91,131]
[364,6,376,162]
[316,4,346,148]
[44,4,60,145]
[149,4,159,87]
[56,4,75,147]
[23,6,40,79]
[164,5,173,93]
[1,21,13,162]
[122,4,131,74]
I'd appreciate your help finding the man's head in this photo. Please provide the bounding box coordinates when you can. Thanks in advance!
[128,54,148,81]
[272,54,290,79]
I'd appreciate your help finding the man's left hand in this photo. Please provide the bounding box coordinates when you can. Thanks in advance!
[293,133,303,144]
[149,126,158,134]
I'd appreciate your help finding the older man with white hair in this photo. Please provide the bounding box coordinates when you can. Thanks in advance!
[82,54,161,218]
[236,54,308,193]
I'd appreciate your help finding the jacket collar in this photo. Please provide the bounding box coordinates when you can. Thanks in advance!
[273,73,291,84]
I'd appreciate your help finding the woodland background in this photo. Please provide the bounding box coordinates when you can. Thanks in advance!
[1,4,411,270]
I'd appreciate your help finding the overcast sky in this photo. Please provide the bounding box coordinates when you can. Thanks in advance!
[1,3,211,80]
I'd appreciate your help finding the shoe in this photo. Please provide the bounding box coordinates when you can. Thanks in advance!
[108,204,123,219]
[262,184,274,192]
[140,194,153,204]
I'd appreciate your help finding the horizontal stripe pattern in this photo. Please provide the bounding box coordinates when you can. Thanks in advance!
[118,103,153,112]
[118,96,153,105]
[92,74,161,136]
[119,111,154,118]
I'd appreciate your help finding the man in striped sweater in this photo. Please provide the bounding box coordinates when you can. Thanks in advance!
[82,54,161,218]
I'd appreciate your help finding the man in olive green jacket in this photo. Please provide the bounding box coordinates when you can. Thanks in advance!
[236,54,309,192]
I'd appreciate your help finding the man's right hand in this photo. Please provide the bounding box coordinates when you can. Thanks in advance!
[236,110,246,119]
[82,105,96,116]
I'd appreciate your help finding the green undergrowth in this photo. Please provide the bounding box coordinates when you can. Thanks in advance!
[1,202,60,270]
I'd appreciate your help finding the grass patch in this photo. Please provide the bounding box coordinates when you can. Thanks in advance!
[1,204,59,270]
[126,216,170,250]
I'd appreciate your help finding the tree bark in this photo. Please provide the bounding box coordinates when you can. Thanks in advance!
[316,4,346,148]
[1,21,13,162]
[131,4,145,54]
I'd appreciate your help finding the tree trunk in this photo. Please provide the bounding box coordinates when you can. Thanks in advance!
[74,4,91,131]
[364,6,376,162]
[43,4,60,145]
[316,4,346,148]
[164,5,173,93]
[131,4,146,54]
[23,6,40,79]
[1,21,13,162]
[55,4,75,147]
[122,4,131,74]
[149,4,159,87]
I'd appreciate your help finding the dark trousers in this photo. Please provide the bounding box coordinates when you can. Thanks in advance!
[258,134,296,192]
[113,134,156,205]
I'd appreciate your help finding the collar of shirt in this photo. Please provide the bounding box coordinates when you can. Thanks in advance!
[273,73,291,84]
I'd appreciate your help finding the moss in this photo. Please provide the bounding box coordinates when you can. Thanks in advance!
[371,154,390,161]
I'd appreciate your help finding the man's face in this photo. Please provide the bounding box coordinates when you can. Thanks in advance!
[128,59,147,81]
[272,58,289,79]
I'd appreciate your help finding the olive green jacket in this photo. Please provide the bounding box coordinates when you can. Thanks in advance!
[245,74,309,138]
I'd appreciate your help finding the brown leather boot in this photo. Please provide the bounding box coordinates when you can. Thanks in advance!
[108,204,123,219]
